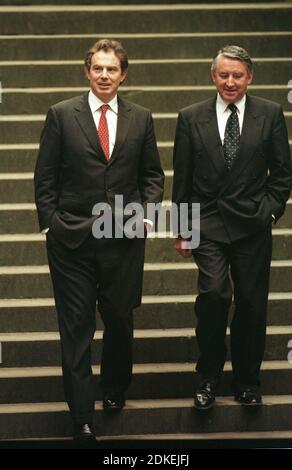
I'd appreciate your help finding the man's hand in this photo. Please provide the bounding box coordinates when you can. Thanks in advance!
[175,237,192,258]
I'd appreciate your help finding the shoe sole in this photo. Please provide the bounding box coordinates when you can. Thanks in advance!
[234,398,262,407]
[194,401,215,410]
[239,402,262,407]
[103,406,124,412]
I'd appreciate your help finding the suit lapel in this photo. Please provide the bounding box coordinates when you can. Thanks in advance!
[108,96,132,166]
[196,97,228,177]
[74,92,107,163]
[74,93,132,165]
[219,95,265,195]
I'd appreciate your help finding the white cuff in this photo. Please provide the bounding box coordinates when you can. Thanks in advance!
[143,218,153,233]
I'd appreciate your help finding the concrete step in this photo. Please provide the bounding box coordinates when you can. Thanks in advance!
[1,112,292,143]
[0,174,34,203]
[0,204,39,234]
[1,33,291,60]
[0,231,292,265]
[0,362,291,404]
[1,88,292,115]
[2,59,291,88]
[95,430,292,443]
[0,144,172,173]
[1,171,292,209]
[0,0,290,445]
[1,0,216,4]
[146,231,292,261]
[0,326,291,367]
[0,293,291,332]
[0,261,292,298]
[0,147,38,173]
[1,5,291,35]
[1,395,292,439]
[1,142,292,174]
[2,0,278,4]
[0,200,291,234]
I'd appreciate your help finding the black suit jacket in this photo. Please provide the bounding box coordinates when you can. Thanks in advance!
[34,93,164,248]
[172,95,292,242]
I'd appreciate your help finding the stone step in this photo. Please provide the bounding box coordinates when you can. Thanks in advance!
[1,88,291,115]
[1,395,292,439]
[1,112,292,143]
[1,0,215,4]
[146,232,292,261]
[2,59,291,88]
[0,144,172,173]
[1,143,292,174]
[0,231,291,265]
[0,204,39,234]
[96,430,292,443]
[0,261,292,297]
[0,174,34,203]
[1,168,292,207]
[0,361,291,404]
[0,326,291,367]
[0,200,291,234]
[0,33,291,60]
[0,293,291,332]
[2,0,278,4]
[1,5,291,35]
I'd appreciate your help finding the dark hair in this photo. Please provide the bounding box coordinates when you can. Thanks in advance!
[211,45,253,73]
[84,39,128,72]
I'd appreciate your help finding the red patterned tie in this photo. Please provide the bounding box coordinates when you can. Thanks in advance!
[98,104,110,160]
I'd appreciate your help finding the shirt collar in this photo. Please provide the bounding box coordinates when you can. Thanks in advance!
[216,93,246,115]
[88,90,118,114]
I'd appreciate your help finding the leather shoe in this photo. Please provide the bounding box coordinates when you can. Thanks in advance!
[194,381,216,410]
[103,392,125,411]
[234,389,262,406]
[73,423,96,441]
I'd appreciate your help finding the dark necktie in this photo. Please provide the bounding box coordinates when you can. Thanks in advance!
[223,103,240,170]
[98,104,110,160]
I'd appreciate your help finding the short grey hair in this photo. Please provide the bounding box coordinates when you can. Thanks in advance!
[211,45,253,73]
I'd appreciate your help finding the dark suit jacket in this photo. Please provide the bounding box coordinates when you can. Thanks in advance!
[172,95,292,242]
[34,93,164,248]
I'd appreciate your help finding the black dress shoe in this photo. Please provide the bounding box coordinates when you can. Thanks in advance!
[194,381,216,410]
[234,389,262,406]
[73,423,96,441]
[103,392,125,411]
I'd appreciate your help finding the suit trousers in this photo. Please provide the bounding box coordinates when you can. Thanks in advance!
[192,225,272,390]
[46,231,145,425]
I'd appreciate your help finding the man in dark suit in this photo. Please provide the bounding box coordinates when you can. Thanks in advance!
[172,45,291,409]
[34,39,164,440]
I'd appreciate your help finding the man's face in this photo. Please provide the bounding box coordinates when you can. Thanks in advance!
[211,55,253,103]
[85,49,127,102]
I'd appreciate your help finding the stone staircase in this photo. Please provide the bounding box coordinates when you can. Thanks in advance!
[0,1,292,441]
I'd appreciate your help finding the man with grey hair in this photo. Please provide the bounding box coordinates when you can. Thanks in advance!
[172,45,291,409]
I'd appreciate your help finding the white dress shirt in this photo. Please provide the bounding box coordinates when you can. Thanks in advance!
[88,90,152,230]
[215,93,275,222]
[88,90,118,158]
[42,91,153,233]
[216,93,246,144]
